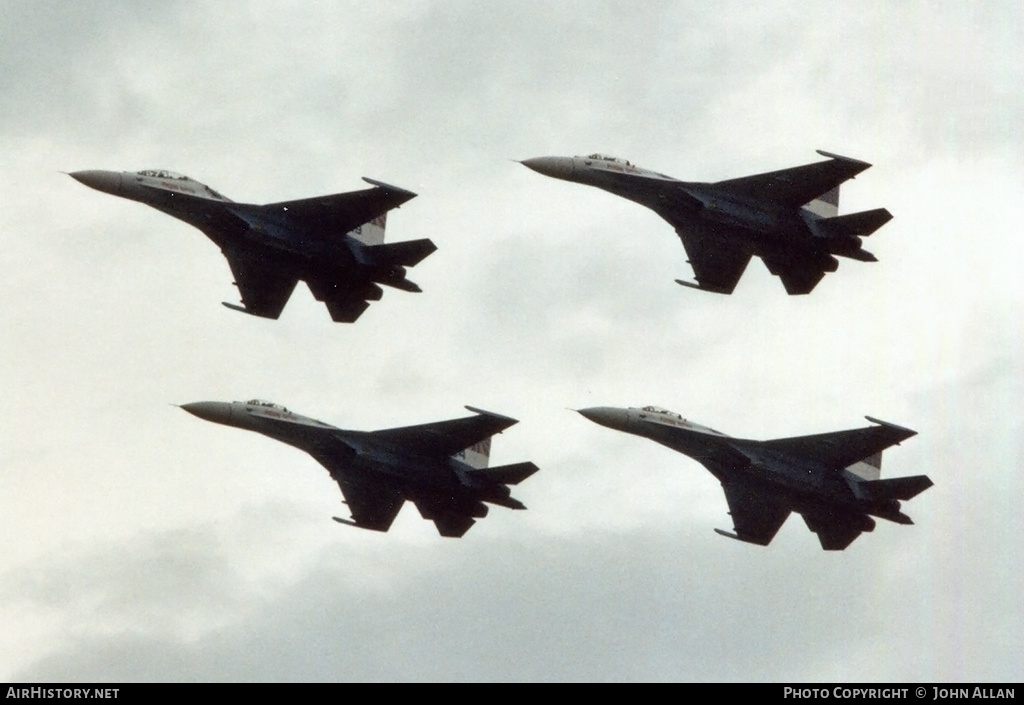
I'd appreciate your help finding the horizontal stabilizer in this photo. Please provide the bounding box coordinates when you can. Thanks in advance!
[356,238,437,267]
[472,461,539,486]
[802,511,873,550]
[322,296,371,323]
[853,475,934,501]
[815,208,892,239]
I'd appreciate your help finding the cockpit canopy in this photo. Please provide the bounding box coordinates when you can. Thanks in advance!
[641,405,681,418]
[582,154,633,166]
[136,169,189,180]
[136,169,228,200]
[244,399,289,412]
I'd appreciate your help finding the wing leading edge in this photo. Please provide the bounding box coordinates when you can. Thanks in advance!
[711,150,873,209]
[367,406,521,459]
[321,407,532,538]
[221,179,425,322]
[265,178,417,238]
[756,418,918,471]
[674,151,880,294]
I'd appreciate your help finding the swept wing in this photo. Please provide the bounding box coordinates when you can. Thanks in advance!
[367,406,521,459]
[332,472,406,532]
[711,150,872,208]
[265,178,417,237]
[719,480,792,545]
[674,222,752,294]
[753,417,918,470]
[222,249,299,319]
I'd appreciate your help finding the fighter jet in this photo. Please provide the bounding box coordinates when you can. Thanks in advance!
[521,151,892,295]
[181,400,539,537]
[578,406,932,550]
[70,169,435,322]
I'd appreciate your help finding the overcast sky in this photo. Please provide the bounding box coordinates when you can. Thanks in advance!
[1,0,1021,682]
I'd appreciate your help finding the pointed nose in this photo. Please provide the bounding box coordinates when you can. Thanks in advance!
[576,407,630,431]
[180,401,233,425]
[520,156,575,181]
[69,170,122,195]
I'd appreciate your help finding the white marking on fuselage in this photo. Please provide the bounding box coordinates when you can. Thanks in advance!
[133,172,231,202]
[632,407,728,437]
[578,156,678,182]
[240,402,333,429]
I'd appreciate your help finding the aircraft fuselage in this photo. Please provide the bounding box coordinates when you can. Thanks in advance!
[523,156,824,260]
[71,169,362,273]
[578,405,910,527]
[71,168,429,321]
[523,151,891,295]
[180,400,504,510]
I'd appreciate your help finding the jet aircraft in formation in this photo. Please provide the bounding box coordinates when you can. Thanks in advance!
[181,400,538,537]
[70,156,930,545]
[578,406,931,550]
[70,169,434,322]
[522,150,892,295]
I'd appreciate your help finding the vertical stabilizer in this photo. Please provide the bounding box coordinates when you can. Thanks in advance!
[846,451,882,481]
[348,212,387,245]
[802,185,840,219]
[454,437,492,469]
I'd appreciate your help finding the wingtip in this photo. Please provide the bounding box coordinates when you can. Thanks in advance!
[221,301,252,315]
[361,177,418,197]
[815,150,871,167]
[865,415,913,429]
[864,415,917,437]
[464,405,519,423]
[676,278,728,294]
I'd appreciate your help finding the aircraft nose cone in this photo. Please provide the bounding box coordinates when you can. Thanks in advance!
[69,170,122,195]
[576,407,630,431]
[180,401,233,425]
[520,156,575,180]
